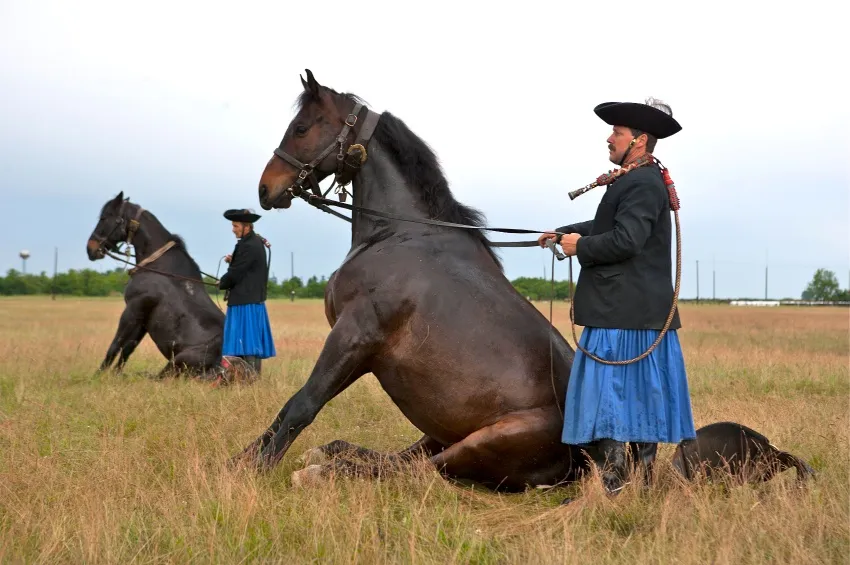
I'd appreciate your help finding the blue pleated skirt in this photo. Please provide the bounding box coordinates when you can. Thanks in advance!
[222,303,277,359]
[561,327,696,445]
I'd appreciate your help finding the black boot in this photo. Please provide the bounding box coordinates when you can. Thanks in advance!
[594,438,628,496]
[242,356,262,374]
[628,442,658,486]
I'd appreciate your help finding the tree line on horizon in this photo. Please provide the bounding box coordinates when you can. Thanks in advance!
[0,267,847,302]
[0,267,575,300]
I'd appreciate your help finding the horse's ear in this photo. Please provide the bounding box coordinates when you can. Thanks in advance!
[113,191,124,204]
[301,69,320,97]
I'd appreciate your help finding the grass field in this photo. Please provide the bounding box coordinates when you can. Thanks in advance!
[0,297,847,564]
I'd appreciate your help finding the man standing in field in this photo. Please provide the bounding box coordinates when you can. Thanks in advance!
[538,98,696,496]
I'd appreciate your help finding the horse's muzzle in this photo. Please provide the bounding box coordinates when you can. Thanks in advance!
[259,185,293,210]
[87,239,106,260]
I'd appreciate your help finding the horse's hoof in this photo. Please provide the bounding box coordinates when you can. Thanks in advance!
[292,464,325,488]
[296,447,329,468]
[227,451,253,471]
[227,441,265,471]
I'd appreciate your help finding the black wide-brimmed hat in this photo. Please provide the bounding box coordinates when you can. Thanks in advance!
[223,208,261,223]
[594,100,682,139]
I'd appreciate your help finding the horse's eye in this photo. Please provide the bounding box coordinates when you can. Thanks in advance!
[295,125,308,136]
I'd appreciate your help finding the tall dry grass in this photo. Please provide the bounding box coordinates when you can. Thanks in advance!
[0,297,847,564]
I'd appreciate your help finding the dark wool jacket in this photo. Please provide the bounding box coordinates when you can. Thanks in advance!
[557,164,681,330]
[218,230,268,306]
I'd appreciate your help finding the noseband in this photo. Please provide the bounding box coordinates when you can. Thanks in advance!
[272,103,382,200]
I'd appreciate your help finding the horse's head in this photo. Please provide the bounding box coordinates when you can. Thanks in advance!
[86,191,141,260]
[258,69,368,210]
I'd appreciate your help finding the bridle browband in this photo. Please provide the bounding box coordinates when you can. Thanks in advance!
[272,102,382,202]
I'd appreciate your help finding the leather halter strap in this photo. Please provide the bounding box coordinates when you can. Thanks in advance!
[129,240,176,274]
[272,103,381,197]
[126,205,145,246]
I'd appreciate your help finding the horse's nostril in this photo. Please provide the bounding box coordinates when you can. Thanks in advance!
[259,185,269,200]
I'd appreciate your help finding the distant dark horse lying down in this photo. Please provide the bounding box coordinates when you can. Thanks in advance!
[87,192,229,380]
[233,70,814,492]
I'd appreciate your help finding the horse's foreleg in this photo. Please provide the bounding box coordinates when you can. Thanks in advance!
[291,435,446,487]
[299,434,445,467]
[234,309,379,471]
[114,325,147,373]
[99,303,144,372]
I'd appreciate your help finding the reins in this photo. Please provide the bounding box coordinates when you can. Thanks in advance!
[104,247,219,286]
[293,156,682,367]
[298,192,559,246]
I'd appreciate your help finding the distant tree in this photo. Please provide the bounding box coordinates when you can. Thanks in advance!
[509,277,575,301]
[298,275,327,298]
[280,276,303,296]
[802,268,841,301]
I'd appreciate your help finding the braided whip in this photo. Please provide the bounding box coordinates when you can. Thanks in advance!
[566,155,682,365]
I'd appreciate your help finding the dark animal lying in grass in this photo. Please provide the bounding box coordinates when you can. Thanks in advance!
[671,421,816,484]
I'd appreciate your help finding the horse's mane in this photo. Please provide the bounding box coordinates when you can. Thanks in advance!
[297,89,503,270]
[166,233,203,275]
[168,233,189,252]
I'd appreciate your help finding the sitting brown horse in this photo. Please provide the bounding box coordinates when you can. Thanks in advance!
[232,70,583,491]
[232,70,815,493]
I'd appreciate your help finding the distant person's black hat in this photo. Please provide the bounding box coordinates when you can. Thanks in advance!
[223,208,261,223]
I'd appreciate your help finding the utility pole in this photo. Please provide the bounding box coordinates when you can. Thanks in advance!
[696,260,700,303]
[52,247,58,300]
[712,255,716,300]
[764,249,769,300]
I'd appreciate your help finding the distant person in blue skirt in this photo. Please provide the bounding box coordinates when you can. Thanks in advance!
[218,208,276,375]
[538,98,696,497]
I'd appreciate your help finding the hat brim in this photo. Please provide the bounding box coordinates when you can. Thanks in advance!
[594,102,682,139]
[224,209,261,223]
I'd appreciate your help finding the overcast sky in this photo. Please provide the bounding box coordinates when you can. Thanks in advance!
[1,0,847,299]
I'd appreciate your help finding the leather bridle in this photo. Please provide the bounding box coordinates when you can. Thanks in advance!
[93,199,222,288]
[272,103,382,201]
[92,200,145,258]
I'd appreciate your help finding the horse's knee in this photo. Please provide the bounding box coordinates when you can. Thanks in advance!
[285,394,321,431]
